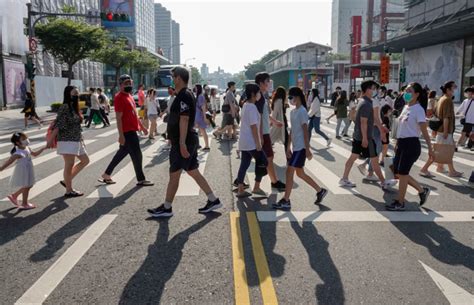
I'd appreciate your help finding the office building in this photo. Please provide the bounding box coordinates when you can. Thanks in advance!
[331,0,368,55]
[154,4,172,60]
[171,20,181,64]
[201,64,209,80]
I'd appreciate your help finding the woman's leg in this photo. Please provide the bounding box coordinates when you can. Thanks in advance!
[24,116,28,128]
[335,118,342,137]
[283,166,295,201]
[201,128,209,148]
[149,118,156,138]
[342,118,350,135]
[314,117,329,140]
[237,151,252,193]
[63,155,75,193]
[296,168,322,192]
[71,154,90,180]
[308,117,315,137]
[380,144,389,163]
[20,187,31,206]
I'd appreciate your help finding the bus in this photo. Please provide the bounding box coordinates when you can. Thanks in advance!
[154,65,192,89]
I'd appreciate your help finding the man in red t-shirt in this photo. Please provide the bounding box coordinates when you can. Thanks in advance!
[100,75,153,186]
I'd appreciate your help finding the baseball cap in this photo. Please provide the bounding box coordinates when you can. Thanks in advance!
[119,74,131,84]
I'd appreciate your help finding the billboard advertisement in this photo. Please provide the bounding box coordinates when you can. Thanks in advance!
[351,16,362,78]
[100,0,134,27]
[405,40,463,100]
[3,59,26,106]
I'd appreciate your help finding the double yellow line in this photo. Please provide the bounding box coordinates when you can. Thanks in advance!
[230,212,278,305]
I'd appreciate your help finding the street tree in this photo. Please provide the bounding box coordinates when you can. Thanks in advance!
[133,51,160,86]
[35,18,108,85]
[190,66,202,85]
[244,49,283,80]
[93,39,140,92]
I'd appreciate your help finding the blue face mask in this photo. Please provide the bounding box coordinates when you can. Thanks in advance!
[403,92,413,102]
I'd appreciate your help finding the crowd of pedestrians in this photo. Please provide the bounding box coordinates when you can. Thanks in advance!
[1,66,473,214]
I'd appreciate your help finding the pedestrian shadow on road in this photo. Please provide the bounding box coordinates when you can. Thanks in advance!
[355,193,474,271]
[29,187,140,262]
[310,145,336,162]
[0,196,69,247]
[119,213,221,305]
[290,220,346,304]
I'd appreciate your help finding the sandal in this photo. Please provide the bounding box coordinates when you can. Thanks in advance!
[448,172,463,178]
[7,195,19,207]
[65,190,84,198]
[98,178,116,185]
[419,171,435,178]
[19,202,36,210]
[136,180,154,187]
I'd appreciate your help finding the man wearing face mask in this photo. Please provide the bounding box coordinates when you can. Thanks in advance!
[99,75,153,186]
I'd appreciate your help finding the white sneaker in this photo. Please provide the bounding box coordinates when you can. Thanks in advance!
[357,163,368,176]
[381,179,398,189]
[327,138,332,147]
[339,178,356,188]
[364,175,379,182]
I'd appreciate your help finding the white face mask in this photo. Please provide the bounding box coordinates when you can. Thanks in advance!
[21,139,30,146]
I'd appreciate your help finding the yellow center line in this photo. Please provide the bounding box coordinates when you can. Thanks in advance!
[247,212,279,305]
[230,212,251,305]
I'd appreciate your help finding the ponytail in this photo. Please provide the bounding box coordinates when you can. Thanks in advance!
[10,132,24,155]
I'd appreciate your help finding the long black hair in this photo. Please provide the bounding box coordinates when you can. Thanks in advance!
[336,90,348,106]
[195,84,203,99]
[63,85,83,122]
[10,132,26,155]
[408,82,428,112]
[272,86,286,111]
[288,87,307,109]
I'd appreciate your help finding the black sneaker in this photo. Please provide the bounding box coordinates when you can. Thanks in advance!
[271,181,286,192]
[315,188,328,204]
[147,204,173,218]
[419,187,430,206]
[272,198,291,210]
[233,179,250,189]
[198,198,222,213]
[385,200,405,211]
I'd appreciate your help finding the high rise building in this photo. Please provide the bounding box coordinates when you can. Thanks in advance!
[154,4,172,60]
[201,64,209,80]
[171,20,181,64]
[331,0,368,55]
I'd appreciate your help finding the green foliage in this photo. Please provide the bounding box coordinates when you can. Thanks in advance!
[61,5,77,13]
[244,49,283,80]
[50,102,63,112]
[190,66,202,85]
[133,51,159,75]
[35,18,107,84]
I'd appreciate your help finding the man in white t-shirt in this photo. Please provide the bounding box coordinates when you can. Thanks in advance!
[86,88,108,128]
[456,87,474,148]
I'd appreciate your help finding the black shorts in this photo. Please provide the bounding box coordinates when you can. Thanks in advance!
[393,137,421,175]
[169,136,199,173]
[288,149,306,168]
[352,139,377,159]
[462,123,473,134]
[262,134,274,158]
[382,133,390,145]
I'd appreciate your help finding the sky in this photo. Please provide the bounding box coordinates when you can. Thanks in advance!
[158,0,332,74]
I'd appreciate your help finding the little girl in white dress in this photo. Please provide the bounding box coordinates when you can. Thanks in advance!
[0,132,45,210]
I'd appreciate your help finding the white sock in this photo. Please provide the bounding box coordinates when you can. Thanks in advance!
[164,201,172,209]
[207,192,217,202]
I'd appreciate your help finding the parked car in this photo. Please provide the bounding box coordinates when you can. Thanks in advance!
[155,88,170,112]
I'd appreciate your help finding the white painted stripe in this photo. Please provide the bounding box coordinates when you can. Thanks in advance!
[1,141,120,201]
[175,137,212,196]
[305,157,360,195]
[419,260,474,304]
[0,127,46,140]
[256,211,474,222]
[87,140,165,198]
[95,128,117,138]
[0,140,96,180]
[312,136,441,195]
[15,214,117,305]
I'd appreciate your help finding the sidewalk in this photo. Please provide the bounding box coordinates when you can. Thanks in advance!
[0,106,56,134]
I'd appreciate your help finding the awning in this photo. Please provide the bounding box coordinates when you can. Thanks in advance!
[361,11,474,53]
[465,67,474,77]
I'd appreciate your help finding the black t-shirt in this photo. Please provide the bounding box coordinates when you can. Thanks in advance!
[167,88,197,145]
[256,91,266,114]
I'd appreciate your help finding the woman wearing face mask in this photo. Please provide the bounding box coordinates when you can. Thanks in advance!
[386,83,433,211]
[48,86,90,198]
[420,81,463,178]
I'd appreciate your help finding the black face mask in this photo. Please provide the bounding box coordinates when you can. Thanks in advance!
[124,86,133,93]
[71,96,79,103]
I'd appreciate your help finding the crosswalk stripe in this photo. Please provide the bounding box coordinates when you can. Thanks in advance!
[87,139,165,198]
[256,211,474,222]
[312,137,440,195]
[0,127,46,140]
[1,141,121,201]
[175,138,213,197]
[95,128,118,138]
[0,140,97,180]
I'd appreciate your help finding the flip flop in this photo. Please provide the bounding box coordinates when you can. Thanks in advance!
[419,171,435,178]
[448,172,463,178]
[136,180,154,186]
[7,195,19,207]
[98,178,116,185]
[18,203,36,210]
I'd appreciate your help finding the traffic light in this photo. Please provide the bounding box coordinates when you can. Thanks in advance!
[399,67,406,83]
[25,57,36,80]
[23,17,30,36]
[101,11,130,23]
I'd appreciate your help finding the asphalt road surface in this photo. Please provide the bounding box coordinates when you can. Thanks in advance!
[0,107,472,305]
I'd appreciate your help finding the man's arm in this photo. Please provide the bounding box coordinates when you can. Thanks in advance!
[179,115,190,158]
[116,112,125,145]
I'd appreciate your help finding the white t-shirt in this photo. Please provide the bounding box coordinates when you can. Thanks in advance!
[147,97,159,115]
[290,106,309,151]
[308,96,321,117]
[238,103,260,151]
[397,103,426,139]
[457,98,474,124]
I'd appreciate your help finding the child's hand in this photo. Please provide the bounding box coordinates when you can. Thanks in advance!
[286,148,292,159]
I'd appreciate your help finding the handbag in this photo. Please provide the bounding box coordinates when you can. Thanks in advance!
[428,116,443,131]
[433,143,455,164]
[221,103,231,113]
[460,99,472,125]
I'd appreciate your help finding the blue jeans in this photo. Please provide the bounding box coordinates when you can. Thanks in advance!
[308,116,329,140]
